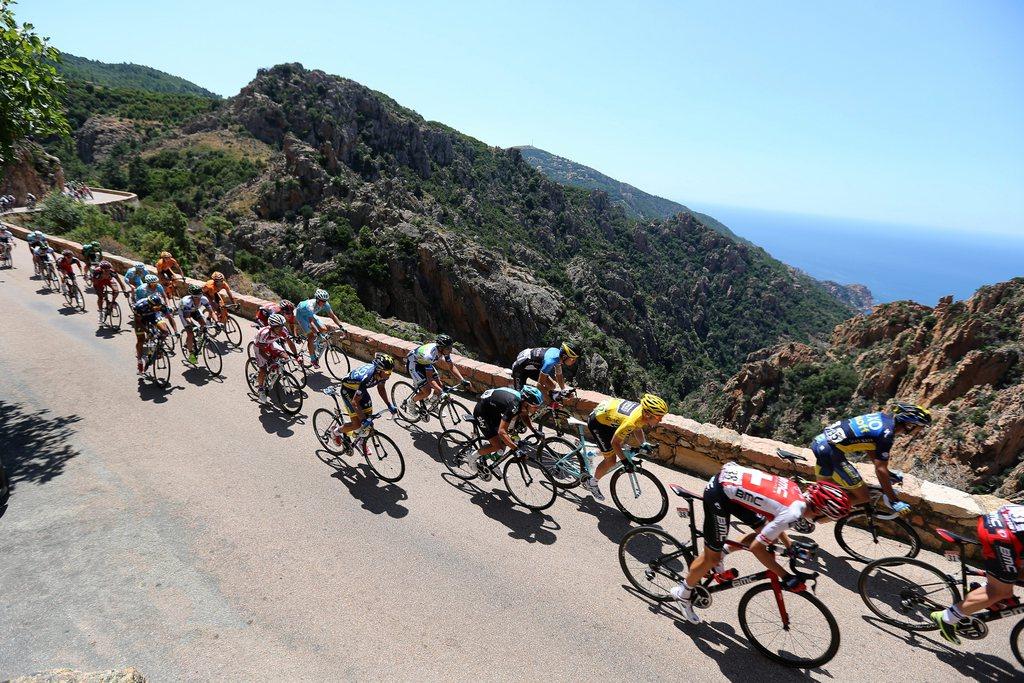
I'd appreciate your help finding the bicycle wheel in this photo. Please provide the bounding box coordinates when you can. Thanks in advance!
[536,436,586,489]
[108,301,122,329]
[362,431,406,483]
[223,316,243,347]
[438,428,479,480]
[390,380,423,424]
[72,285,85,311]
[617,526,691,601]
[148,351,171,386]
[610,467,669,524]
[62,282,74,306]
[438,394,473,432]
[1011,619,1024,668]
[244,358,260,394]
[165,327,178,354]
[312,408,346,456]
[858,556,960,630]
[504,454,557,511]
[323,342,350,380]
[835,510,920,562]
[272,372,304,415]
[246,340,255,359]
[201,337,223,376]
[738,583,840,668]
[292,357,308,388]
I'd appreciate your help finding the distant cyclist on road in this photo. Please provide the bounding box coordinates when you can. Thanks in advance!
[670,462,851,624]
[253,313,301,404]
[295,289,346,369]
[55,250,85,296]
[931,504,1024,645]
[179,284,215,365]
[132,295,177,375]
[329,353,397,444]
[810,403,931,513]
[510,342,579,402]
[404,333,466,420]
[91,261,129,324]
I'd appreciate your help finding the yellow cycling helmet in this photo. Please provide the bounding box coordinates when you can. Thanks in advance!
[560,341,579,359]
[640,393,669,416]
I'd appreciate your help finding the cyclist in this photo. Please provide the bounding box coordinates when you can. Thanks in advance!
[466,386,543,481]
[55,249,85,294]
[931,504,1024,645]
[811,402,932,512]
[123,261,149,301]
[295,289,346,369]
[178,284,215,365]
[81,241,103,268]
[670,462,852,624]
[32,240,56,276]
[27,231,47,274]
[202,271,237,324]
[256,299,298,336]
[583,394,669,501]
[252,313,301,404]
[135,274,166,304]
[329,353,398,444]
[0,226,13,262]
[404,333,467,420]
[510,342,579,401]
[155,251,184,299]
[91,260,129,323]
[132,294,177,375]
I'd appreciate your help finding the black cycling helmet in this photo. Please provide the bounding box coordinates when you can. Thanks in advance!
[560,341,579,359]
[188,284,203,295]
[147,294,164,308]
[436,333,453,348]
[891,402,932,427]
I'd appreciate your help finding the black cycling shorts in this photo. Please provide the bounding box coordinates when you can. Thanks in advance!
[701,474,765,553]
[473,402,502,440]
[587,413,617,454]
[511,363,540,391]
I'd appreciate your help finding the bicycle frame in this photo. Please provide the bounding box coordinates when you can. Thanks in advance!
[937,537,1024,631]
[549,420,650,486]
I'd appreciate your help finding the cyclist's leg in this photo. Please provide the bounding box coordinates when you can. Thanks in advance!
[425,367,444,396]
[588,414,619,481]
[409,362,430,401]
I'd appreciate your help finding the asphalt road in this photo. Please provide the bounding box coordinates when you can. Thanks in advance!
[0,190,126,216]
[0,240,1017,681]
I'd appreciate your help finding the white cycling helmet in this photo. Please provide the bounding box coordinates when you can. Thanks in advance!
[314,288,329,301]
[145,274,159,283]
[268,313,287,327]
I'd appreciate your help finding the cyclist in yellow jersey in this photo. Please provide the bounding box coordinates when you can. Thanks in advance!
[583,394,669,501]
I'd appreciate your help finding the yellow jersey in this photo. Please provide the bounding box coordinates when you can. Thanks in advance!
[592,398,645,443]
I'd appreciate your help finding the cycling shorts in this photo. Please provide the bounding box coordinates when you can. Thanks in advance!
[341,386,372,414]
[812,437,865,489]
[701,474,766,553]
[406,356,436,385]
[511,364,540,391]
[473,401,503,440]
[295,308,324,335]
[587,413,618,454]
[979,513,1024,584]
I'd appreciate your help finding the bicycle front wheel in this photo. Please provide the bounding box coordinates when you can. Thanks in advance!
[504,454,557,511]
[438,395,473,432]
[536,436,586,489]
[363,432,406,483]
[738,583,840,668]
[835,510,920,562]
[323,342,350,380]
[272,372,304,415]
[148,351,171,386]
[312,408,346,456]
[390,380,422,424]
[858,556,960,630]
[201,337,223,376]
[610,467,669,524]
[244,358,260,394]
[1011,618,1024,668]
[223,316,243,347]
[438,428,479,480]
[617,526,691,601]
[73,285,85,311]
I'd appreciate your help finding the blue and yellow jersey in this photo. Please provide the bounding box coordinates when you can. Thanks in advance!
[817,412,896,461]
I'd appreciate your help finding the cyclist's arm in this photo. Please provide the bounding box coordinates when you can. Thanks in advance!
[749,538,790,579]
[285,335,299,356]
[376,382,393,410]
[874,459,899,503]
[328,311,346,332]
[439,358,465,384]
[496,418,518,451]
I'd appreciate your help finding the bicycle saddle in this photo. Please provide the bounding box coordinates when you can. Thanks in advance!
[670,483,703,500]
[776,448,803,463]
[936,528,979,546]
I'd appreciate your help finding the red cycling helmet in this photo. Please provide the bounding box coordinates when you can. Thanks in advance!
[279,299,295,312]
[804,482,851,520]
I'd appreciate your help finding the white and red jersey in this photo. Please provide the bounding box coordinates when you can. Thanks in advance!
[254,325,287,348]
[718,462,807,545]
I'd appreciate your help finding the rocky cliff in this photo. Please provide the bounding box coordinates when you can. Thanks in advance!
[819,281,874,313]
[714,279,1024,496]
[0,142,64,203]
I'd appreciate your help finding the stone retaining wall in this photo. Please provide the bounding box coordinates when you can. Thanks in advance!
[3,221,1006,555]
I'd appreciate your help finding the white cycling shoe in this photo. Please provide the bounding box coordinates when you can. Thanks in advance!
[670,585,702,624]
[462,455,479,477]
[582,475,605,502]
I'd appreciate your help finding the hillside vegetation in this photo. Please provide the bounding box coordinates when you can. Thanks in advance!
[55,53,220,98]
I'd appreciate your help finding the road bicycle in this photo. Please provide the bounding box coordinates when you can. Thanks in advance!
[208,301,243,348]
[304,328,350,379]
[537,417,668,524]
[247,328,308,388]
[776,448,920,562]
[438,424,558,511]
[60,275,86,311]
[523,387,576,435]
[244,355,304,415]
[141,328,173,386]
[178,320,223,376]
[858,527,1024,667]
[97,290,123,329]
[391,377,473,432]
[618,483,840,668]
[312,386,406,482]
[40,258,59,292]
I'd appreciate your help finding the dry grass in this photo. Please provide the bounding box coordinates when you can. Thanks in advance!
[142,130,276,163]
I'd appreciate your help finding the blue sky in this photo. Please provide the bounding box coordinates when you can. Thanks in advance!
[18,0,1024,235]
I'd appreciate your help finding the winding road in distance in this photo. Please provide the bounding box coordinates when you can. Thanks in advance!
[0,240,1015,681]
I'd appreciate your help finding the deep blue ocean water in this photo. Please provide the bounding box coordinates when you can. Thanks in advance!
[692,203,1024,306]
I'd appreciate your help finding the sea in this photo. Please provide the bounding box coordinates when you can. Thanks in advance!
[692,203,1024,306]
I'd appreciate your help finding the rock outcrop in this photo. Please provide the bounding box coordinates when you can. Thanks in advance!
[714,279,1024,495]
[75,116,142,164]
[0,142,64,202]
[819,281,875,313]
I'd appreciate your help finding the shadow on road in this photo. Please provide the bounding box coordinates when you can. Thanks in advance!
[181,364,225,388]
[316,453,409,518]
[57,304,83,316]
[440,473,561,544]
[94,326,125,339]
[137,379,183,403]
[256,402,306,437]
[0,400,82,513]
[560,489,635,545]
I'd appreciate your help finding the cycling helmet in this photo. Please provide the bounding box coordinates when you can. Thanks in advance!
[37,232,46,240]
[804,482,851,520]
[891,402,932,427]
[314,288,329,301]
[62,249,72,257]
[520,385,543,406]
[99,260,112,270]
[374,353,395,371]
[268,313,287,328]
[640,393,669,416]
[160,251,172,259]
[147,294,164,307]
[436,333,453,348]
[279,299,295,312]
[145,274,158,283]
[560,341,579,358]
[188,284,203,295]
[133,262,145,270]
[212,271,225,282]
